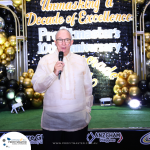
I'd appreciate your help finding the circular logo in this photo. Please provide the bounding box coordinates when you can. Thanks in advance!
[0,132,31,150]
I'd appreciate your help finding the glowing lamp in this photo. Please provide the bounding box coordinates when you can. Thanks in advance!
[128,99,141,109]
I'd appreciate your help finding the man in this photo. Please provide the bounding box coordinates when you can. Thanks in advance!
[31,28,93,150]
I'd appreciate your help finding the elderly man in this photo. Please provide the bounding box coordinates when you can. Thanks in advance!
[31,28,93,150]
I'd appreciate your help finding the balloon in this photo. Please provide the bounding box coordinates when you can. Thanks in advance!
[8,36,16,46]
[113,85,120,94]
[0,97,7,109]
[145,33,150,43]
[6,88,15,100]
[5,47,15,56]
[113,94,124,106]
[145,21,150,32]
[22,72,28,78]
[138,80,148,92]
[0,33,7,45]
[135,0,145,4]
[34,92,40,99]
[4,41,10,48]
[7,99,16,110]
[143,91,150,103]
[147,45,150,52]
[32,98,43,108]
[147,52,150,59]
[127,70,134,75]
[0,76,8,86]
[23,78,33,88]
[1,60,7,65]
[6,79,19,90]
[16,84,24,93]
[122,72,128,79]
[12,0,22,5]
[40,93,45,100]
[122,87,128,94]
[0,86,7,97]
[0,64,7,76]
[146,73,150,82]
[129,86,141,97]
[0,17,5,29]
[121,94,127,101]
[15,92,27,103]
[28,73,34,79]
[1,53,6,60]
[19,76,24,84]
[27,68,34,74]
[22,99,31,109]
[127,74,139,86]
[0,46,3,55]
[115,77,127,88]
[24,88,34,99]
[118,72,123,78]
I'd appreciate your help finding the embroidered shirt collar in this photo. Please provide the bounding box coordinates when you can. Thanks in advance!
[55,49,71,60]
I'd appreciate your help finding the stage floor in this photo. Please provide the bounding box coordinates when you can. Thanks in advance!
[0,105,150,131]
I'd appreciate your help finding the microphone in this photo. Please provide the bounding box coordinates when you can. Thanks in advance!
[58,51,64,79]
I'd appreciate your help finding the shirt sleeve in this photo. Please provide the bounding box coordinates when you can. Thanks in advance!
[31,58,57,93]
[83,57,93,113]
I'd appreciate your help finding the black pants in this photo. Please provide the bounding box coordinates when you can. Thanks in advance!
[42,126,88,150]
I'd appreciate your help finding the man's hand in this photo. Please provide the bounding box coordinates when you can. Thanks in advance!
[53,61,65,76]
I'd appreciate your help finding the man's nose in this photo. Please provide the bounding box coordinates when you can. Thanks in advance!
[62,40,66,45]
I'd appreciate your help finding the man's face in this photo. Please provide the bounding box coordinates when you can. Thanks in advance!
[54,30,73,56]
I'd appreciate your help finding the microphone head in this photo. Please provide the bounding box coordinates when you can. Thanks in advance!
[59,51,64,61]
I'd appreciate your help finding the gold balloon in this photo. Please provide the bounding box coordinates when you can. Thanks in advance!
[0,46,3,55]
[147,46,150,52]
[113,85,120,94]
[5,47,15,56]
[147,52,150,59]
[0,32,7,38]
[28,73,34,79]
[135,0,145,4]
[122,72,128,79]
[121,94,127,101]
[26,0,31,1]
[4,41,10,48]
[1,45,5,50]
[1,53,6,59]
[118,72,123,78]
[32,98,43,108]
[145,43,149,49]
[10,54,15,61]
[23,78,33,88]
[13,3,19,7]
[24,88,34,99]
[28,68,34,74]
[129,86,141,97]
[19,4,22,9]
[127,70,134,76]
[123,69,128,73]
[127,74,139,86]
[34,92,40,99]
[115,77,127,88]
[19,76,24,84]
[6,57,11,62]
[40,93,45,100]
[8,36,16,46]
[113,94,124,106]
[1,60,7,65]
[12,0,22,5]
[22,72,28,78]
[122,87,128,94]
[117,88,122,95]
[145,33,150,43]
[0,34,7,45]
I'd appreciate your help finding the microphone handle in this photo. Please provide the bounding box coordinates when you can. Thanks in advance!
[58,71,61,80]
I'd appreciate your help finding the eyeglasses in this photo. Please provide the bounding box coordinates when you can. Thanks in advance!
[56,38,71,43]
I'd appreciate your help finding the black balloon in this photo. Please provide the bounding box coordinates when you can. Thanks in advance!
[143,91,150,104]
[15,92,27,103]
[0,72,3,79]
[22,99,31,109]
[0,64,7,76]
[8,99,16,110]
[0,86,7,97]
[6,79,19,90]
[138,80,148,92]
[0,97,7,109]
[0,76,9,86]
[145,21,150,32]
[146,73,150,82]
[16,84,24,93]
[6,88,15,100]
[4,14,14,24]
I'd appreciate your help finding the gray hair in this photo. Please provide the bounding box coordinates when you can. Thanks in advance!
[55,27,72,40]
